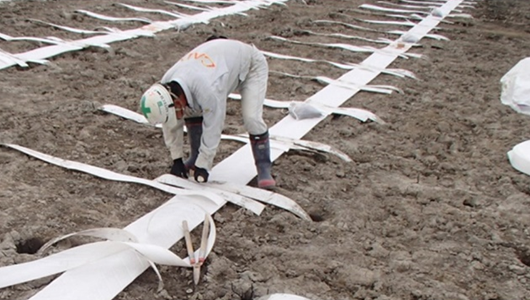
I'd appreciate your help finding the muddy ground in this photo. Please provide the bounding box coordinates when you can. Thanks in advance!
[1,0,530,299]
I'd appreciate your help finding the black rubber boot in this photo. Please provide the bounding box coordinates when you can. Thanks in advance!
[250,131,276,189]
[184,116,203,170]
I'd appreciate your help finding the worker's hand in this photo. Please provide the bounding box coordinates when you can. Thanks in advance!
[170,158,188,178]
[194,167,209,183]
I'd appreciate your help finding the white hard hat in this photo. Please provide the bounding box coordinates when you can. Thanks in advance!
[140,83,174,125]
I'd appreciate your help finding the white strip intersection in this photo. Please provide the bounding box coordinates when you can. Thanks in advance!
[0,0,468,299]
[213,0,465,185]
[0,0,289,70]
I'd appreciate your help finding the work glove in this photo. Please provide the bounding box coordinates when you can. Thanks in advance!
[170,158,188,178]
[194,167,209,183]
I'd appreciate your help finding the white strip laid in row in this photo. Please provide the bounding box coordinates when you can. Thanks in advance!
[0,0,289,70]
[97,104,357,162]
[0,1,468,299]
[262,50,417,78]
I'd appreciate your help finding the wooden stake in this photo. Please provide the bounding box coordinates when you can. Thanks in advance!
[199,214,210,264]
[182,220,196,265]
[193,215,210,285]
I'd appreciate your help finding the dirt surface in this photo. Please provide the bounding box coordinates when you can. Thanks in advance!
[1,0,530,299]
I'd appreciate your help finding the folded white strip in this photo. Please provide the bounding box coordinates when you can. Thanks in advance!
[298,29,394,44]
[262,49,363,70]
[410,0,475,5]
[360,3,429,15]
[380,1,470,16]
[270,70,403,94]
[31,18,155,38]
[400,0,475,9]
[228,93,385,124]
[265,135,354,162]
[270,35,422,59]
[155,176,267,215]
[383,13,457,24]
[154,174,311,220]
[0,242,149,289]
[111,242,191,266]
[75,9,153,23]
[357,18,420,27]
[0,0,288,70]
[400,0,443,5]
[228,93,295,109]
[117,3,189,19]
[97,104,353,161]
[32,227,176,290]
[0,49,28,67]
[388,29,449,40]
[1,143,267,216]
[12,1,464,299]
[323,106,386,123]
[22,198,218,300]
[210,0,464,186]
[0,231,203,290]
[47,37,111,49]
[379,13,424,21]
[508,141,530,176]
[377,0,436,10]
[38,228,139,254]
[262,50,417,78]
[98,104,161,128]
[0,144,217,201]
[2,142,309,219]
[164,0,248,16]
[312,19,378,32]
[376,0,464,14]
[0,201,218,290]
[0,33,98,48]
[216,131,351,160]
[0,48,49,67]
[164,1,211,12]
[155,174,308,220]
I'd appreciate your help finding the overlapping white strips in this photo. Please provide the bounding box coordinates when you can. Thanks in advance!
[1,143,264,214]
[262,50,417,78]
[3,143,316,219]
[31,194,221,300]
[208,0,465,189]
[97,104,356,161]
[0,0,288,70]
[0,223,218,292]
[0,1,465,299]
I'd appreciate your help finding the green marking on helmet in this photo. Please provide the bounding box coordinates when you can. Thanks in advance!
[140,95,152,118]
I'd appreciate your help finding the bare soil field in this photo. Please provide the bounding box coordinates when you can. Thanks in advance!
[1,0,530,299]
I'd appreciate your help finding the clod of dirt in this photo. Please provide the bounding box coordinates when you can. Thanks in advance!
[463,198,479,208]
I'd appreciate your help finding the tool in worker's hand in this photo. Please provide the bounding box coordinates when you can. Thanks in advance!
[182,214,210,285]
[193,167,209,183]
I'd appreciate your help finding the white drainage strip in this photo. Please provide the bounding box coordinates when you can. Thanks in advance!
[211,0,467,186]
[0,0,288,70]
[0,1,470,299]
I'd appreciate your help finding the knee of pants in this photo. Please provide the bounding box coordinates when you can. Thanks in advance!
[243,117,267,135]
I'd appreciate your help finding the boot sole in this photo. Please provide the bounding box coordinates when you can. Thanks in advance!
[258,179,276,190]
